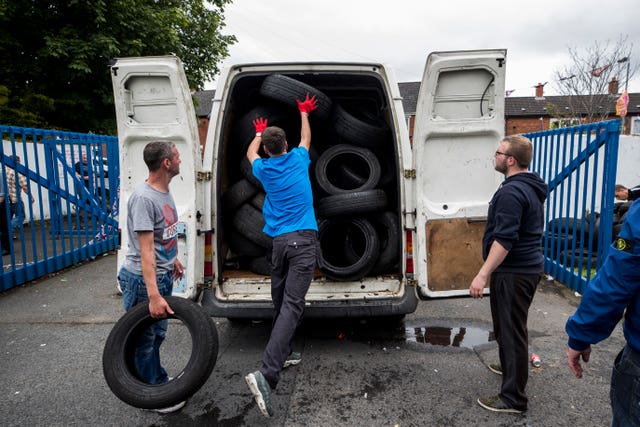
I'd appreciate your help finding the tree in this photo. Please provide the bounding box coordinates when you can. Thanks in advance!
[553,35,637,124]
[0,0,236,134]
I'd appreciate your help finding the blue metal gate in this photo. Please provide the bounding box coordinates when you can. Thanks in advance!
[526,120,620,294]
[1,125,119,291]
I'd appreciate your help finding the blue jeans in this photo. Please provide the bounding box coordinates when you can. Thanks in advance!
[611,344,640,427]
[10,200,25,231]
[118,266,174,385]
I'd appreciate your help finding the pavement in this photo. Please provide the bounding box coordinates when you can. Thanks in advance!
[0,252,626,426]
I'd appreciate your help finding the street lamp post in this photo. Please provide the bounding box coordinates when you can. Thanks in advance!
[618,57,630,133]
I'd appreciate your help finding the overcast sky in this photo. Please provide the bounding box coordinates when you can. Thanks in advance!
[209,0,640,97]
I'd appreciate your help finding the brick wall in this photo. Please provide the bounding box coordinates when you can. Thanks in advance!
[505,118,550,135]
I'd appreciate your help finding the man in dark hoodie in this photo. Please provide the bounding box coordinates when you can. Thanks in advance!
[469,134,548,414]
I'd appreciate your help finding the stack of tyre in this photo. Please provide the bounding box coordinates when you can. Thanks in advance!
[545,216,599,266]
[222,74,399,280]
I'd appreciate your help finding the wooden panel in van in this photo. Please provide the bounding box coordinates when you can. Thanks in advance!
[425,217,486,292]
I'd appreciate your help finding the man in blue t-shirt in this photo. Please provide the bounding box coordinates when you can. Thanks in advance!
[244,93,318,418]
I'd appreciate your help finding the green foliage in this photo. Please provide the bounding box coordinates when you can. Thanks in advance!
[0,0,236,134]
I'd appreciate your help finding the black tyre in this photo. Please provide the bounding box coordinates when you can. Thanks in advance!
[228,227,266,258]
[318,218,380,281]
[260,74,332,120]
[314,144,381,195]
[222,179,259,214]
[102,296,218,409]
[333,103,390,147]
[251,192,266,211]
[233,203,272,248]
[249,255,272,276]
[369,211,400,275]
[234,104,294,155]
[317,189,387,217]
[240,156,264,190]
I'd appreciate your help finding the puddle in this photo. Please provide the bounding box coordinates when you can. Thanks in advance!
[405,325,495,349]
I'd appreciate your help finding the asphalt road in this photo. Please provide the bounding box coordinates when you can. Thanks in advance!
[0,253,624,426]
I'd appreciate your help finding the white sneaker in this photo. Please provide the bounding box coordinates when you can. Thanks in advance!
[153,400,186,414]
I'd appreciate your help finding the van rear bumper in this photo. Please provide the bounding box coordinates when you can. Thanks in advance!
[201,286,419,319]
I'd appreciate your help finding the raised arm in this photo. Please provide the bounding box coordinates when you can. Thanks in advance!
[296,93,317,151]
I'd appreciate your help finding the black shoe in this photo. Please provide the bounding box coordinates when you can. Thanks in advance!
[477,395,524,414]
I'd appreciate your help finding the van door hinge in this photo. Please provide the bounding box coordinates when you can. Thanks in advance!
[197,171,212,181]
[404,169,416,179]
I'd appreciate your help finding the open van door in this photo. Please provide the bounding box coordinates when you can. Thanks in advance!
[111,56,204,299]
[411,49,507,297]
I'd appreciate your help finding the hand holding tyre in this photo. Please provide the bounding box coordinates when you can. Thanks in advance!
[296,93,318,115]
[252,117,268,135]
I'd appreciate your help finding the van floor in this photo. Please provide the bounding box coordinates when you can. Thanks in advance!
[222,269,325,279]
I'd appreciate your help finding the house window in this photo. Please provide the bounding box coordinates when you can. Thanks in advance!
[631,117,640,135]
[549,117,581,129]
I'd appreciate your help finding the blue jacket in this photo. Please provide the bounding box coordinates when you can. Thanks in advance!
[566,199,640,352]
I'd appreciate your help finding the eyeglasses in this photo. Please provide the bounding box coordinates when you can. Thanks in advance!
[494,151,513,158]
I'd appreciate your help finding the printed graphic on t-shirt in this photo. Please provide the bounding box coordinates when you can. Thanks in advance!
[160,204,178,261]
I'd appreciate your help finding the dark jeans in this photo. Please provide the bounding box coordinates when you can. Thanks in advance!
[118,266,174,385]
[611,344,640,426]
[261,230,318,389]
[490,271,539,411]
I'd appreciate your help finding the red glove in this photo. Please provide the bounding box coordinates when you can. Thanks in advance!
[252,117,268,135]
[296,93,318,115]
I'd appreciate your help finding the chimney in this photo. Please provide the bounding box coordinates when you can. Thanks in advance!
[535,83,545,98]
[608,77,619,95]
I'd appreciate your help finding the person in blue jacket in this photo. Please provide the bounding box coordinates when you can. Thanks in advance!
[566,199,640,427]
[470,134,548,414]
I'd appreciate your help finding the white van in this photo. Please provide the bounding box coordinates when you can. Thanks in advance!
[110,49,506,319]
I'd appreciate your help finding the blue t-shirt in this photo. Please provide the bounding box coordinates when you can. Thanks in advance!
[252,147,317,237]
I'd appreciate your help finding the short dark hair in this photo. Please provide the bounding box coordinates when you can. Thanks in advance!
[144,141,174,171]
[502,135,533,168]
[261,126,287,155]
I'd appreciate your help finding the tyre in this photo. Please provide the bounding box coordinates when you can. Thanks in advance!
[314,144,381,195]
[260,74,332,120]
[228,227,266,258]
[240,156,264,190]
[318,218,380,281]
[369,211,400,275]
[251,192,266,211]
[248,255,272,276]
[222,179,259,214]
[317,189,387,217]
[102,296,218,409]
[233,203,272,248]
[332,103,390,147]
[234,104,293,155]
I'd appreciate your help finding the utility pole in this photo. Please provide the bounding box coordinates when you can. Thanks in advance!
[618,57,630,133]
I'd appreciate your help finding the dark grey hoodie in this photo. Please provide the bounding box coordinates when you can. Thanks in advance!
[482,172,548,274]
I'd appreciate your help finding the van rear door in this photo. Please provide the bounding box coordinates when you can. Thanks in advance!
[411,49,507,297]
[111,56,204,299]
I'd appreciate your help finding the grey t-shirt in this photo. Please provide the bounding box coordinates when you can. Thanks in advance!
[123,182,179,274]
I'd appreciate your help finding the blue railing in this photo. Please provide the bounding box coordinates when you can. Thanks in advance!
[1,126,119,291]
[526,120,620,294]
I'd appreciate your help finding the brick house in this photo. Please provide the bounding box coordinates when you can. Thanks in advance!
[398,81,640,140]
[194,83,640,148]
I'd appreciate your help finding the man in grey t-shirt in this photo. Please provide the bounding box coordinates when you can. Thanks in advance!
[116,141,185,414]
